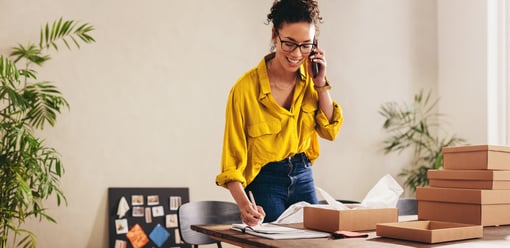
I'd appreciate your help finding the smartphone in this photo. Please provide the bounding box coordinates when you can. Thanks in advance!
[310,40,320,77]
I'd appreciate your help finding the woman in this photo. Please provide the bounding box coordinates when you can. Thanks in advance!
[216,0,343,226]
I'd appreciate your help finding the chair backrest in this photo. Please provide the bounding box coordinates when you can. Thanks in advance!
[177,201,241,246]
[396,198,417,216]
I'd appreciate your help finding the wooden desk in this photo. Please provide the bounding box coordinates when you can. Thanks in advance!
[191,223,510,248]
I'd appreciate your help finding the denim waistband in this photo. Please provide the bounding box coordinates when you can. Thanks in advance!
[265,153,308,167]
[280,152,306,163]
[260,152,310,175]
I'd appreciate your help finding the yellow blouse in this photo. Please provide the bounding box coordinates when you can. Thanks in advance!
[216,54,344,188]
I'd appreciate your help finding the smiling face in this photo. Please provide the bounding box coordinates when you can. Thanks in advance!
[272,21,316,74]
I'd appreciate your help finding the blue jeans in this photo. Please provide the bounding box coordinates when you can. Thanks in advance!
[245,153,318,223]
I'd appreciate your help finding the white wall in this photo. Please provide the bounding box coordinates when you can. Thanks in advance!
[437,0,510,146]
[1,0,439,247]
[316,0,438,200]
[437,0,489,145]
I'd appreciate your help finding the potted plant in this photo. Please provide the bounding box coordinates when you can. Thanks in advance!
[0,18,94,248]
[379,89,466,194]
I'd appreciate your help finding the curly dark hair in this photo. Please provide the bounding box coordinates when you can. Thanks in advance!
[267,0,323,32]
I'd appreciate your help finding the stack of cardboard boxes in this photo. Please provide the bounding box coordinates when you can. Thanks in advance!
[416,145,510,226]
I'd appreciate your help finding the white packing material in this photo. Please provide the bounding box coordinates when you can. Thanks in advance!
[360,174,404,208]
[272,174,403,224]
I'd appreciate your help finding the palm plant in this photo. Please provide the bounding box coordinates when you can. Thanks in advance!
[379,89,466,192]
[0,18,94,248]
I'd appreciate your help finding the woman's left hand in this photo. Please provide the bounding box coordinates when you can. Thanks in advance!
[308,47,327,86]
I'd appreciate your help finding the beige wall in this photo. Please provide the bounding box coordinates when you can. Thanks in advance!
[0,0,449,247]
[437,0,489,144]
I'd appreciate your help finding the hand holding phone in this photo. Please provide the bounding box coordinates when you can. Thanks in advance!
[310,40,321,77]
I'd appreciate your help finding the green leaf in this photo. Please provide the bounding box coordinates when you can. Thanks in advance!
[18,69,38,80]
[10,43,50,66]
[39,18,95,52]
[22,81,69,129]
[50,18,60,48]
[44,23,50,48]
[15,229,37,248]
[0,55,21,85]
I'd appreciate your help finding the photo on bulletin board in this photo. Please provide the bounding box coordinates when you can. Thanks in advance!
[152,206,165,217]
[145,207,152,223]
[131,195,144,206]
[115,219,128,234]
[147,195,159,206]
[166,214,178,228]
[169,196,182,210]
[114,239,127,248]
[108,187,190,248]
[132,207,144,217]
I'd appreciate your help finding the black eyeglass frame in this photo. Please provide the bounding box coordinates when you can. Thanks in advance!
[276,33,317,55]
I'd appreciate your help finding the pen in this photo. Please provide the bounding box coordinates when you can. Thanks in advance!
[249,191,264,225]
[248,191,257,210]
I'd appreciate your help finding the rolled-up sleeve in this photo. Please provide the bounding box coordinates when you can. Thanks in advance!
[215,168,246,188]
[216,87,248,187]
[315,101,343,141]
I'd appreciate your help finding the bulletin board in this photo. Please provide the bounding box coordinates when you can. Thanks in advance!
[108,187,191,248]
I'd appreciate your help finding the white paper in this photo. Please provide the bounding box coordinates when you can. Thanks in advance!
[116,196,130,218]
[273,201,311,224]
[360,174,404,208]
[316,187,349,210]
[232,223,304,234]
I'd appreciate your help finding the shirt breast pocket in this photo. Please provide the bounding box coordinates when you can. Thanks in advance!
[247,119,282,155]
[300,102,318,132]
[247,120,281,137]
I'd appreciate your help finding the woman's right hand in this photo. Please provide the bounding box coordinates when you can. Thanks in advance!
[226,181,266,226]
[240,202,265,226]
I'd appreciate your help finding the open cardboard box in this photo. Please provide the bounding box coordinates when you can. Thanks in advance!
[428,169,510,189]
[376,220,483,244]
[303,206,398,232]
[416,187,510,226]
[442,145,510,170]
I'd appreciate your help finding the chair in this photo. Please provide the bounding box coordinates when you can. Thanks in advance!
[396,198,417,216]
[177,201,241,248]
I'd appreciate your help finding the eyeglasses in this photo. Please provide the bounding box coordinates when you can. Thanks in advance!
[277,34,316,55]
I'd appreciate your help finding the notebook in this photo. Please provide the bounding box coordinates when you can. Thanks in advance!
[231,223,330,240]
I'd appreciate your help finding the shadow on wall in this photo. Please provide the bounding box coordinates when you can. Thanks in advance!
[91,190,109,248]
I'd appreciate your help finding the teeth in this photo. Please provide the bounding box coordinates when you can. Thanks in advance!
[287,57,301,64]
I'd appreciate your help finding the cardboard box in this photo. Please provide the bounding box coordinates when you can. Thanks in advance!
[416,187,510,226]
[418,201,510,226]
[428,169,510,189]
[376,221,483,244]
[303,206,398,232]
[416,187,510,204]
[442,145,510,170]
